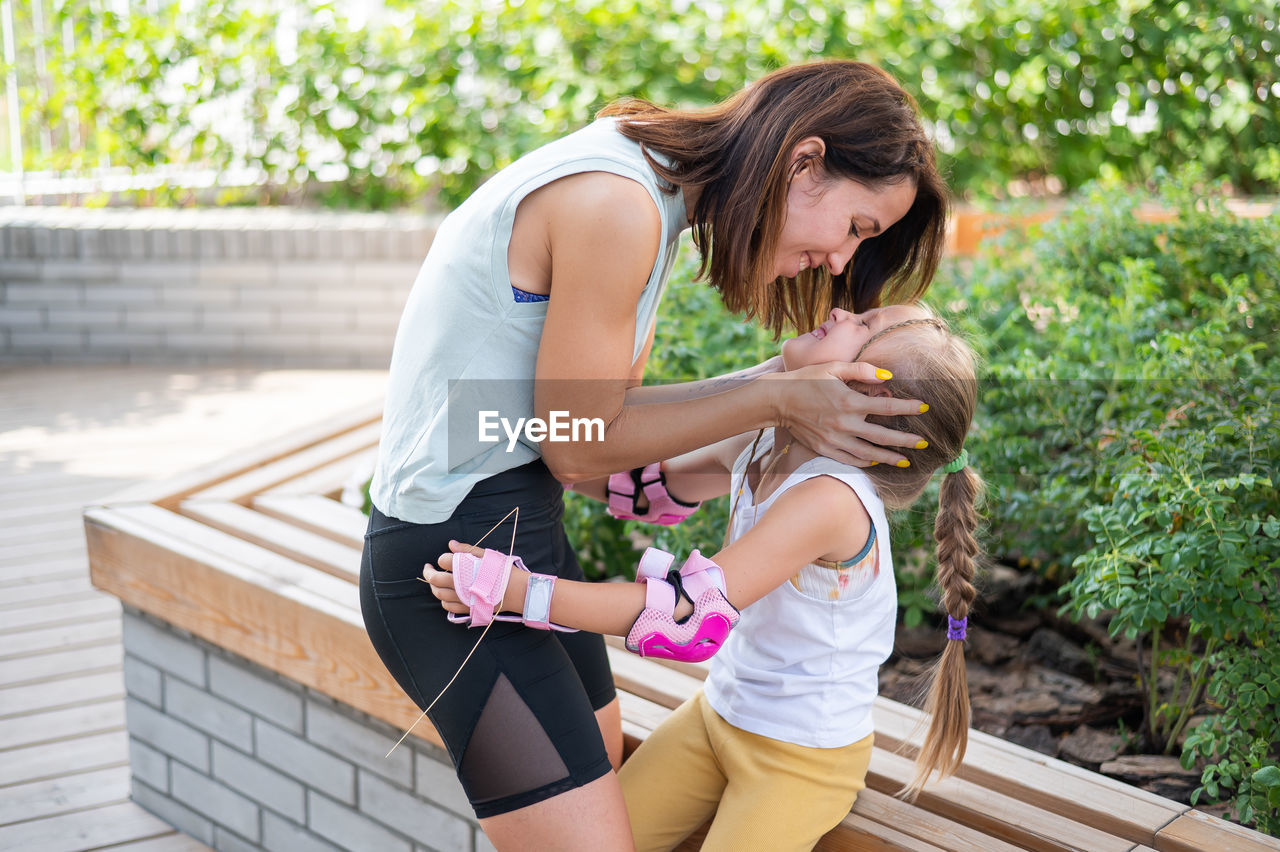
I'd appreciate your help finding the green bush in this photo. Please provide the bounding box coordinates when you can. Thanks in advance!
[930,172,1278,832]
[5,0,1278,206]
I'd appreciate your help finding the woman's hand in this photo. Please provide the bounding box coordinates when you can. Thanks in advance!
[770,360,927,466]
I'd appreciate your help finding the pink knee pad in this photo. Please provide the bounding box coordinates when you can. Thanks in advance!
[625,548,739,663]
[606,463,700,525]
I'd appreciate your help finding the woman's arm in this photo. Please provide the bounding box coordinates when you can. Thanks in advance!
[424,475,869,636]
[522,174,925,484]
[567,430,752,505]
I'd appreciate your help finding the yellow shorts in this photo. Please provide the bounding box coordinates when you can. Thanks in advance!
[619,689,874,852]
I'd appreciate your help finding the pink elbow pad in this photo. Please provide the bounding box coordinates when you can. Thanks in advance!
[625,548,739,663]
[607,463,701,525]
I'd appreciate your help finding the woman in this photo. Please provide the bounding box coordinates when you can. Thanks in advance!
[361,60,948,850]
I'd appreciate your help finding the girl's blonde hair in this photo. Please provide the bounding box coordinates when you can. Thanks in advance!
[855,313,984,798]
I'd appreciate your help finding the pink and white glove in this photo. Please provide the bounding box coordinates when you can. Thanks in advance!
[446,548,576,632]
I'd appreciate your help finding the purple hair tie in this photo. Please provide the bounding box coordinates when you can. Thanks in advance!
[946,615,968,641]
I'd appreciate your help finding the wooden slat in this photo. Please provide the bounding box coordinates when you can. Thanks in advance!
[0,670,124,717]
[84,503,441,751]
[865,748,1133,852]
[0,618,122,660]
[845,788,1026,852]
[0,574,96,607]
[823,814,949,851]
[0,642,121,687]
[181,421,382,505]
[871,698,1185,845]
[1154,811,1280,852]
[0,699,126,750]
[0,538,96,565]
[0,596,121,635]
[257,445,376,501]
[0,558,88,584]
[0,799,176,852]
[251,493,368,548]
[0,729,127,787]
[96,398,384,509]
[105,832,213,851]
[88,504,358,612]
[0,765,130,826]
[178,500,361,581]
[616,686,675,736]
[606,644,704,709]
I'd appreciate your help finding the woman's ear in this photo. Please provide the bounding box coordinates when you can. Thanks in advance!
[789,136,827,177]
[791,136,827,162]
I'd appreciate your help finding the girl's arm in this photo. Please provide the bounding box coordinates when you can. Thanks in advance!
[424,475,870,636]
[521,174,924,484]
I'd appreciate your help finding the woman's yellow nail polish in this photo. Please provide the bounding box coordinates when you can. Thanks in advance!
[896,459,911,468]
[919,403,930,413]
[915,440,929,449]
[876,368,893,380]
[869,461,879,466]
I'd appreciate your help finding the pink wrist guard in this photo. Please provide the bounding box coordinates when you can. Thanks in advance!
[447,548,577,633]
[606,463,700,525]
[625,548,739,663]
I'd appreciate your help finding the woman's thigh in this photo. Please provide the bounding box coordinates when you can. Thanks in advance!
[359,464,617,820]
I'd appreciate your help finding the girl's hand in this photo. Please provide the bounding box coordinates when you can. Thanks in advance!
[422,541,529,616]
[772,360,927,467]
[422,541,484,616]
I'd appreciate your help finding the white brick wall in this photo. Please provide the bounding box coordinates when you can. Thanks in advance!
[122,607,484,852]
[0,208,437,367]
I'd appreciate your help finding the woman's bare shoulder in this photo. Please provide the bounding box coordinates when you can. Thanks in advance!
[525,170,662,233]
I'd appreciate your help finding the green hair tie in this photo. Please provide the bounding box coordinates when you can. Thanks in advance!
[942,449,969,474]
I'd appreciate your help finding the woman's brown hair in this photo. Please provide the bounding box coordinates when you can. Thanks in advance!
[599,60,949,337]
[855,315,983,797]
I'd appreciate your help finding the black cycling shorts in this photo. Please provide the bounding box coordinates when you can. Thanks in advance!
[360,460,617,818]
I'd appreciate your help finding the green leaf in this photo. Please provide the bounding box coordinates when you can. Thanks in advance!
[1254,765,1280,789]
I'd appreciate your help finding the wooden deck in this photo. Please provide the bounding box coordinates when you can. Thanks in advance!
[0,365,388,852]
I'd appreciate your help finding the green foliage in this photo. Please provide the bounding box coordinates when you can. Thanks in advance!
[929,171,1279,830]
[5,0,1278,205]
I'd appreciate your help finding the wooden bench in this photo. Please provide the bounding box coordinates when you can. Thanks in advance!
[86,406,1280,852]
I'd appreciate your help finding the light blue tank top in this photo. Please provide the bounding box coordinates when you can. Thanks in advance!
[371,118,688,523]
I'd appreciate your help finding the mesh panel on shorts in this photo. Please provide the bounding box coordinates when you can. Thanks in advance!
[458,672,570,805]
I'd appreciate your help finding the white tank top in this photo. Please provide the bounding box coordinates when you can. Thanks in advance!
[704,429,898,748]
[371,118,688,523]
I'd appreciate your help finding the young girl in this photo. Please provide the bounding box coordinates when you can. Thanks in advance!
[426,303,983,851]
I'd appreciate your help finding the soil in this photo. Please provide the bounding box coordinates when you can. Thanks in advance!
[876,563,1233,817]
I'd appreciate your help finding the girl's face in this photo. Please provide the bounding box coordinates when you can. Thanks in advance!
[771,163,918,281]
[781,304,930,370]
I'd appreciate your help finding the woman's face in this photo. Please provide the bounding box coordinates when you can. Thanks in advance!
[771,161,917,281]
[781,304,930,370]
